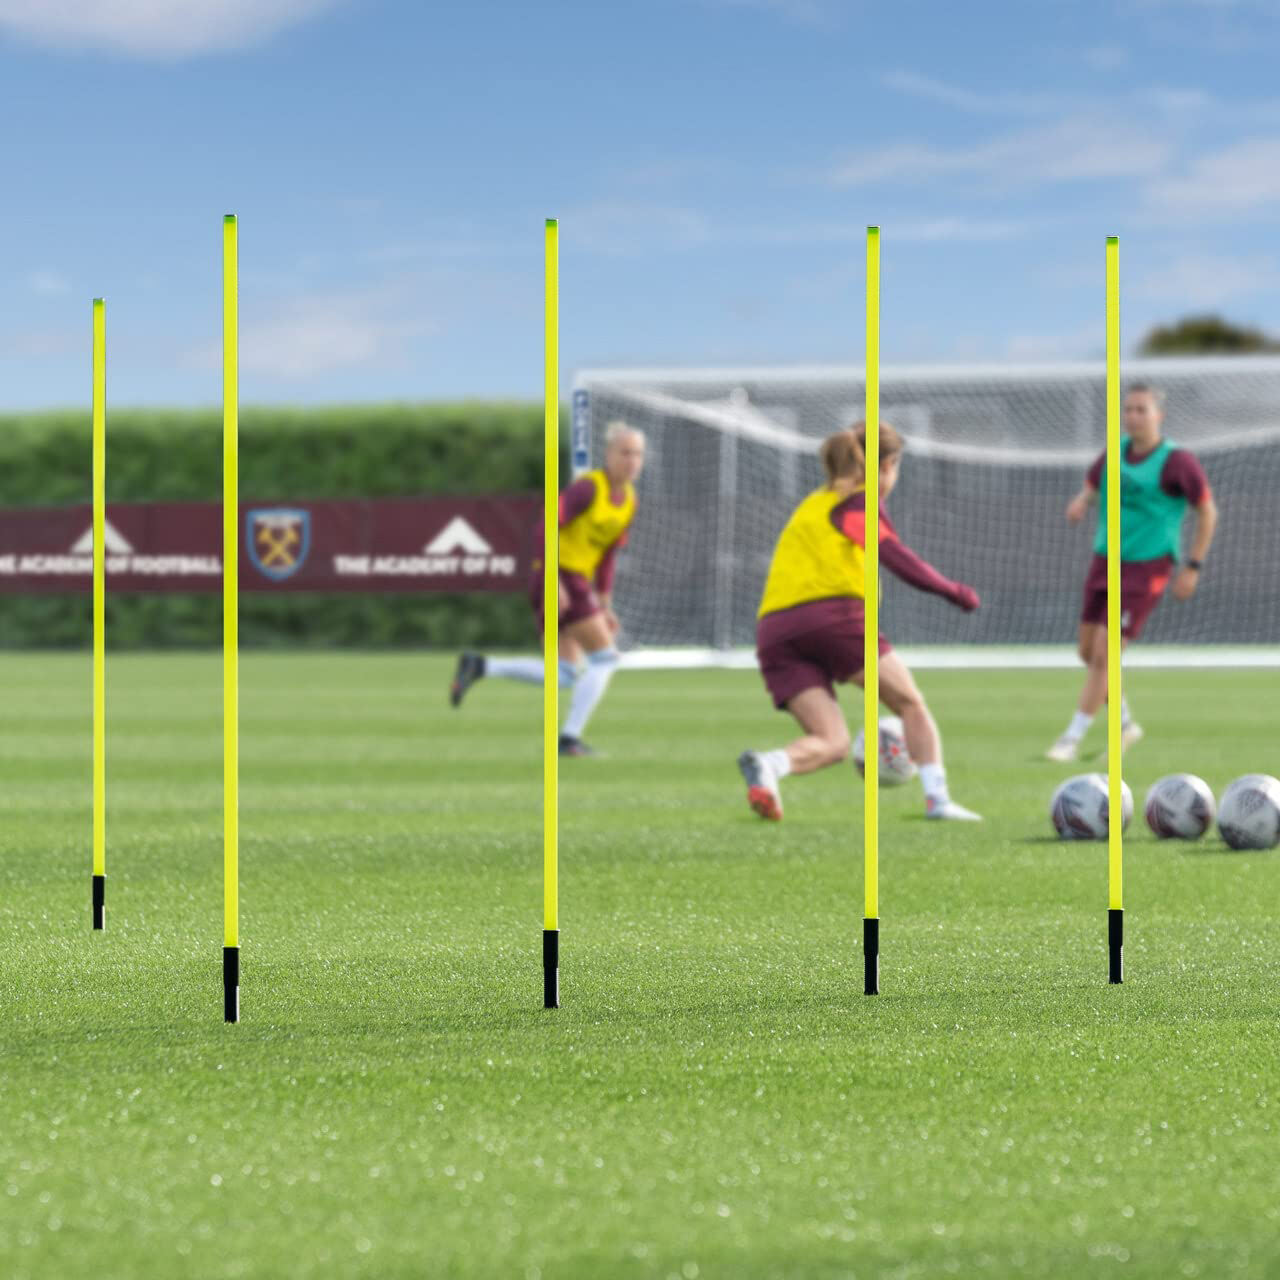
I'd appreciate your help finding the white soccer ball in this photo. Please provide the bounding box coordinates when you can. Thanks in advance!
[852,715,917,786]
[1144,773,1216,840]
[1217,774,1280,850]
[1050,773,1133,840]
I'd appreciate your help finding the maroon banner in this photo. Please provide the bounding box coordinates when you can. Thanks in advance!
[0,496,540,593]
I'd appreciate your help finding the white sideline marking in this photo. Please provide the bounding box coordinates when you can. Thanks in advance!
[613,646,1280,671]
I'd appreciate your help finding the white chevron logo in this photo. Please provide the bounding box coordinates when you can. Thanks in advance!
[71,520,133,554]
[424,517,491,556]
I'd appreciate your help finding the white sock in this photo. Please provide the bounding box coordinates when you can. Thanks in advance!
[762,749,792,780]
[919,762,949,804]
[1120,698,1133,729]
[562,648,619,739]
[486,656,544,685]
[1065,711,1093,742]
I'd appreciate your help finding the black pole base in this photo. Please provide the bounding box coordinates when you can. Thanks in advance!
[543,929,559,1009]
[863,916,879,995]
[1108,908,1124,985]
[224,946,240,1023]
[92,874,105,931]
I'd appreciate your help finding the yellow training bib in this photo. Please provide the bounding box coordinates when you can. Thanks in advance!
[758,487,865,617]
[558,470,636,579]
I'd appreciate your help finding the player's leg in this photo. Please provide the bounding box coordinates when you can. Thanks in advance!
[1118,681,1143,752]
[486,655,545,683]
[740,626,853,820]
[737,685,850,822]
[452,572,583,707]
[1103,633,1143,755]
[867,652,980,821]
[778,686,853,774]
[1049,621,1142,758]
[1110,582,1166,753]
[450,646,579,705]
[558,613,617,756]
[1047,622,1102,760]
[1082,625,1142,756]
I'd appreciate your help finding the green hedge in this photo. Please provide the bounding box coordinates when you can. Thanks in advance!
[0,404,560,650]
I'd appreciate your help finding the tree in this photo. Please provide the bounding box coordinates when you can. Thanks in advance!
[1139,314,1280,355]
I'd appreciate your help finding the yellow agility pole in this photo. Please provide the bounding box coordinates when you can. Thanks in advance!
[223,215,241,1022]
[1105,236,1124,984]
[543,218,560,1009]
[92,298,106,931]
[863,226,881,996]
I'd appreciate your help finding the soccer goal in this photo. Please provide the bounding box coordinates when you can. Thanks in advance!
[572,357,1280,669]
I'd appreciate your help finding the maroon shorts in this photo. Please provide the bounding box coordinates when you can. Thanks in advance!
[756,598,892,711]
[1080,553,1173,640]
[531,569,601,635]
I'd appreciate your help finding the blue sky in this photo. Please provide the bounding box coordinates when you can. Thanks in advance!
[2,0,1280,408]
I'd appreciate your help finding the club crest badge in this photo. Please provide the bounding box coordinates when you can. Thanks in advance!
[247,508,311,582]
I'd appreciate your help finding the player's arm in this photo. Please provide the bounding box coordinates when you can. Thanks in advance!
[1067,453,1104,523]
[1169,452,1218,601]
[835,506,978,611]
[551,478,598,614]
[879,537,980,611]
[594,530,629,635]
[559,477,595,527]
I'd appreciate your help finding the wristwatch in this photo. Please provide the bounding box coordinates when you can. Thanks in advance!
[1185,559,1203,571]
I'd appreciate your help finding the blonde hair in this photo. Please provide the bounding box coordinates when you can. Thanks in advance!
[605,420,644,448]
[820,421,903,485]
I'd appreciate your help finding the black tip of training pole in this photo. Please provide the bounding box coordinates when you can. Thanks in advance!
[92,875,105,931]
[1108,909,1124,984]
[543,929,559,1009]
[863,917,880,995]
[223,946,240,1023]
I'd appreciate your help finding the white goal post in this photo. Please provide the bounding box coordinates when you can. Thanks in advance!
[572,357,1280,669]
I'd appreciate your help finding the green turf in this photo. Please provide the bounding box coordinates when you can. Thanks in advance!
[3,653,1278,1279]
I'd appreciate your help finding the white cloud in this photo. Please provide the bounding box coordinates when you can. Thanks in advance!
[883,68,1219,122]
[1085,45,1130,71]
[1004,325,1100,362]
[1135,253,1280,305]
[0,0,342,58]
[1133,0,1268,9]
[558,207,1028,254]
[831,117,1172,187]
[0,330,79,358]
[567,202,712,255]
[891,217,1027,243]
[880,70,1062,115]
[754,217,1027,245]
[27,269,70,296]
[1137,87,1213,113]
[703,0,830,22]
[1145,138,1280,213]
[184,287,434,380]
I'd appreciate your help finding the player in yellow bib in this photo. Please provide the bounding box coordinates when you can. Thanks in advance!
[450,423,645,756]
[738,423,983,821]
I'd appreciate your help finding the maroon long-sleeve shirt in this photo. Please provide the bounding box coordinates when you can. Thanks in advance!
[830,491,970,605]
[532,476,630,594]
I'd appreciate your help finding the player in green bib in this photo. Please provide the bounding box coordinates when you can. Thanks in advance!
[1047,384,1218,762]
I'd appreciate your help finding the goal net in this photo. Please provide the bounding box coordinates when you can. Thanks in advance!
[572,357,1280,662]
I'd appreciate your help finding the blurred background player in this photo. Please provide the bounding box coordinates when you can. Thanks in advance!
[738,423,982,821]
[450,422,645,756]
[1047,384,1218,762]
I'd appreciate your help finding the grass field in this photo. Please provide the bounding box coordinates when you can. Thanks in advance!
[3,653,1279,1279]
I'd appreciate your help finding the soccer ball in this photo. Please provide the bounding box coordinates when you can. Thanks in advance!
[1144,773,1216,840]
[1050,773,1133,840]
[852,715,917,786]
[1216,774,1280,850]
